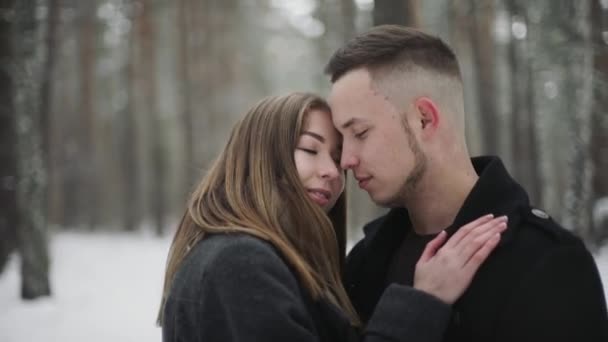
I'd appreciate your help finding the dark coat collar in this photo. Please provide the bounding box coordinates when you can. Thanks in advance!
[362,156,530,247]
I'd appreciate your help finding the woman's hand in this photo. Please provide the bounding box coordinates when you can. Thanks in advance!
[413,214,508,304]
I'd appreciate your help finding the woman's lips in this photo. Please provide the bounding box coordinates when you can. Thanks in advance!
[307,189,330,206]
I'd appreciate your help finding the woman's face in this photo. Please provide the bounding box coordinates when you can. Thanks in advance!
[294,109,345,213]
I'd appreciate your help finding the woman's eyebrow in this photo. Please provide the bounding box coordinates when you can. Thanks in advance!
[301,131,325,143]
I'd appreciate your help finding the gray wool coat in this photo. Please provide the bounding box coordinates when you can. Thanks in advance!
[161,233,452,342]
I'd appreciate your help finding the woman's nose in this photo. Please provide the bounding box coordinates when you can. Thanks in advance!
[320,157,340,179]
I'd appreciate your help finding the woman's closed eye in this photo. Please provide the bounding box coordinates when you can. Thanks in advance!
[297,147,317,155]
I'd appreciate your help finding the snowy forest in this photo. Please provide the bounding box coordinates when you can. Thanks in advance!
[1,0,608,340]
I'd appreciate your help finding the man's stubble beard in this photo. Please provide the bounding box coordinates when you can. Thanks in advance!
[377,114,427,208]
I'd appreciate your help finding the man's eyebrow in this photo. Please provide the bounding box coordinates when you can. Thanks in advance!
[302,131,325,142]
[341,117,361,129]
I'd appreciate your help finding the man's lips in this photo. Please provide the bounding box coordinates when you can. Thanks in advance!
[356,176,372,189]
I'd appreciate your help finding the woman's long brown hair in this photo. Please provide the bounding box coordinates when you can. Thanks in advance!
[157,93,358,326]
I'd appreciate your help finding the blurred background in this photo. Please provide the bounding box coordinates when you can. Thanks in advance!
[1,0,608,341]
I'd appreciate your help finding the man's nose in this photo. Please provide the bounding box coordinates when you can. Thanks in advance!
[340,147,358,170]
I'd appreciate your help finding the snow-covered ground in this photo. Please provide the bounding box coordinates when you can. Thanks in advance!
[0,232,170,342]
[1,231,608,342]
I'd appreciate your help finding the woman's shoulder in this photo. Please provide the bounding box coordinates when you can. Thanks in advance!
[170,233,297,301]
[193,233,280,262]
[203,232,274,250]
[182,233,291,281]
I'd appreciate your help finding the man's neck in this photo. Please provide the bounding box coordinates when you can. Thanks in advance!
[404,161,478,235]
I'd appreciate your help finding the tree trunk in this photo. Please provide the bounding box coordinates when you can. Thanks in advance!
[341,0,356,39]
[119,0,141,232]
[40,0,58,170]
[136,1,166,236]
[492,2,515,169]
[449,0,483,156]
[591,0,608,243]
[0,0,19,274]
[178,0,195,197]
[40,0,58,231]
[13,0,51,299]
[561,0,595,246]
[521,0,596,247]
[77,0,99,230]
[374,0,419,26]
[469,1,498,155]
[505,0,541,205]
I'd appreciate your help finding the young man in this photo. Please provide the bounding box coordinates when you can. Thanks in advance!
[326,25,608,341]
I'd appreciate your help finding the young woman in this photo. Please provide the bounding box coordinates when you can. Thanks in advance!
[158,93,507,342]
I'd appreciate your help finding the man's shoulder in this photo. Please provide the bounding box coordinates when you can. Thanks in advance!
[514,206,584,248]
[496,205,592,270]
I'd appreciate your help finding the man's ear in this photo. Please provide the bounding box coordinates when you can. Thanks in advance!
[414,97,440,134]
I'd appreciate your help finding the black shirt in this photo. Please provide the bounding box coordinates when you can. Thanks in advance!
[385,230,436,286]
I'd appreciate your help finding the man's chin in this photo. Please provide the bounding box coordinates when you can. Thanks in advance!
[369,191,402,208]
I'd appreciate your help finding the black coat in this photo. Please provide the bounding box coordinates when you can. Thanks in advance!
[344,156,608,341]
[162,233,452,342]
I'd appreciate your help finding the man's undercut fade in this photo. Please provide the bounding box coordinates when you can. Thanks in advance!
[324,25,462,84]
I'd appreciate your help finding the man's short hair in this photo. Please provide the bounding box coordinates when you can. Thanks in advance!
[324,25,461,83]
